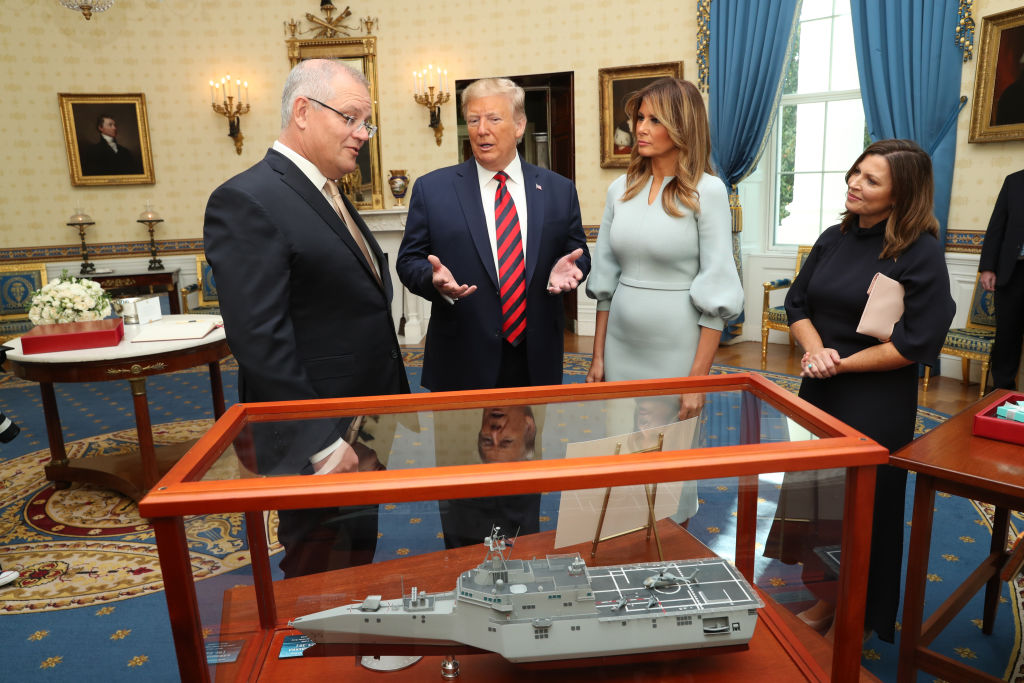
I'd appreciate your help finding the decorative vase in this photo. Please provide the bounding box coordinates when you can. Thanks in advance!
[388,170,409,207]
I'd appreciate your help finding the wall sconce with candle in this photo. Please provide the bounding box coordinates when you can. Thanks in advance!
[413,65,450,146]
[209,74,251,155]
[137,203,164,271]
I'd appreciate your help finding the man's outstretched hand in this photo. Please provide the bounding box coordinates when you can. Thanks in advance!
[429,255,477,300]
[547,248,585,294]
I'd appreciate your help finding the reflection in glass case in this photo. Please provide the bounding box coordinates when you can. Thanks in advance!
[140,374,886,682]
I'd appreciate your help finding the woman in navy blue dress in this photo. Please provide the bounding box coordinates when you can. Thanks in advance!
[765,139,955,643]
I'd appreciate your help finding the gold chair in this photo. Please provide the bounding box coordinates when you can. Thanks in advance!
[181,255,220,315]
[760,246,812,369]
[923,274,995,398]
[0,262,48,344]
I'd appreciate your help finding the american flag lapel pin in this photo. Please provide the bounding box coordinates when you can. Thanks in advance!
[536,183,542,190]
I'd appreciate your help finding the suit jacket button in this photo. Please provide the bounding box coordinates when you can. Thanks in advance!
[391,349,399,359]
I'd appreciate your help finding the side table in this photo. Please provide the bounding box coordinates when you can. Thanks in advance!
[891,389,1024,683]
[92,268,182,314]
[3,314,229,500]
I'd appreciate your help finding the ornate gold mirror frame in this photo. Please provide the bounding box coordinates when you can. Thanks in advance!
[285,32,384,210]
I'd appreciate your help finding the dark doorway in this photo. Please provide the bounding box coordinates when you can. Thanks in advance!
[455,71,578,328]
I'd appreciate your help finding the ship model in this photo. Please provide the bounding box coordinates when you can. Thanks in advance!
[290,526,763,664]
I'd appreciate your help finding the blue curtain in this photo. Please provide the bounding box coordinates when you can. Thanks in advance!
[709,0,801,338]
[850,0,965,243]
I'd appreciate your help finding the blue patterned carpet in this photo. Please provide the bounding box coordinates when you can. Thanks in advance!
[0,351,1018,681]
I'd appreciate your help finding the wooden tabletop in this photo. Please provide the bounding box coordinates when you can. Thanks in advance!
[889,389,1024,501]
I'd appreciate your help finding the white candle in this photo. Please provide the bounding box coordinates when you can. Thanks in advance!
[443,69,449,93]
[209,81,214,104]
[412,71,418,94]
[236,79,241,101]
[244,81,248,104]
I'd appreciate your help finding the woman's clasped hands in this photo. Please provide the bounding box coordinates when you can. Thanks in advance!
[800,348,842,379]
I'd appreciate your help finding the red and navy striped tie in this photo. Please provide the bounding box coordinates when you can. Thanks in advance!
[494,171,526,346]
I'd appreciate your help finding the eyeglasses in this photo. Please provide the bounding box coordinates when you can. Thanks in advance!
[307,97,378,138]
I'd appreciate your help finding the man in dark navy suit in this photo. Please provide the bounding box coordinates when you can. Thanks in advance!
[204,59,408,576]
[979,169,1024,389]
[397,77,590,392]
[397,77,589,548]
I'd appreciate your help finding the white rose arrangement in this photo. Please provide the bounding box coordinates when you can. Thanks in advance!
[27,271,113,325]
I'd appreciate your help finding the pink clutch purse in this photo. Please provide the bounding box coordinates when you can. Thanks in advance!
[856,272,905,341]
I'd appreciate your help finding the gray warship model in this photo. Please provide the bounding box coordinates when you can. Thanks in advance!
[290,527,763,663]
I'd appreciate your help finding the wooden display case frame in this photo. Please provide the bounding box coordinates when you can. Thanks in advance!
[139,373,887,682]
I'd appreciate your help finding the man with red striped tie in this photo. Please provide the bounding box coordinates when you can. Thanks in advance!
[398,77,590,392]
[398,77,590,548]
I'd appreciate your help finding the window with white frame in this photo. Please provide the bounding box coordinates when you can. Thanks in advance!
[774,0,868,247]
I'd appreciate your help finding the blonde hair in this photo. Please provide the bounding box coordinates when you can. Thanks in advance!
[460,77,526,122]
[839,139,939,260]
[621,78,715,217]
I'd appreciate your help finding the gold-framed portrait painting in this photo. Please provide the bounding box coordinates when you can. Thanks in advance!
[599,61,684,168]
[58,93,155,186]
[969,7,1024,143]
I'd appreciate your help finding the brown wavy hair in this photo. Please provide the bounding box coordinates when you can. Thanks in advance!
[840,138,939,260]
[620,78,715,217]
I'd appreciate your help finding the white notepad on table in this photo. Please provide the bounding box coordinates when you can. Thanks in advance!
[130,318,219,342]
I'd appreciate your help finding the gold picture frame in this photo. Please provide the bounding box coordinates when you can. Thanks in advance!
[969,6,1024,143]
[286,35,384,210]
[58,93,155,186]
[599,62,684,168]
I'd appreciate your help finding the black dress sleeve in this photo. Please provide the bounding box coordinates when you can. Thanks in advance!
[785,225,842,326]
[890,233,956,364]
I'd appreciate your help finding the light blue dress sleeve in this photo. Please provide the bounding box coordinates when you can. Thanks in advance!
[689,174,744,330]
[584,175,626,312]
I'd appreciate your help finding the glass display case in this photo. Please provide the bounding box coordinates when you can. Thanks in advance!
[139,373,886,682]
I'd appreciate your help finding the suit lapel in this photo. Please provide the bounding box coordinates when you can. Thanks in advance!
[454,159,499,289]
[342,193,391,298]
[267,150,385,293]
[523,162,545,288]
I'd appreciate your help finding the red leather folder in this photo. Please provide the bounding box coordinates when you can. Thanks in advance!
[973,392,1024,446]
[20,318,125,354]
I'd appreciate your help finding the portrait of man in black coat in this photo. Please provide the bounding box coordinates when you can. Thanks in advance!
[80,113,144,176]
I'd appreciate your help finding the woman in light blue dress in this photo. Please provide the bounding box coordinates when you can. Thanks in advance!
[586,78,743,410]
[585,78,742,523]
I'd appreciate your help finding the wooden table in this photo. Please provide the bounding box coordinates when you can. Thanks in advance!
[92,268,182,314]
[891,389,1024,683]
[211,521,880,682]
[3,314,229,500]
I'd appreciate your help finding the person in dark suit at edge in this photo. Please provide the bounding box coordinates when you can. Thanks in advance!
[203,59,408,577]
[397,77,590,547]
[979,169,1024,389]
